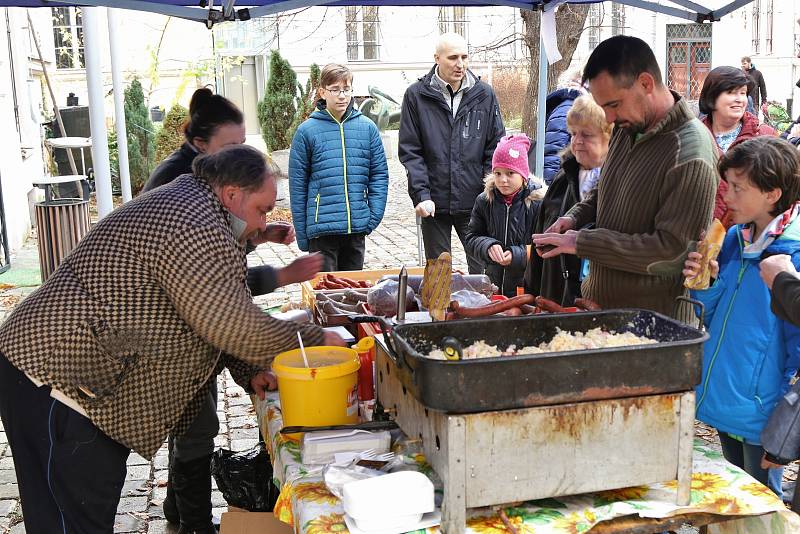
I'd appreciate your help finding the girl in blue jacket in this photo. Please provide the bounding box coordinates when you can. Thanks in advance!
[684,136,800,498]
[289,64,389,271]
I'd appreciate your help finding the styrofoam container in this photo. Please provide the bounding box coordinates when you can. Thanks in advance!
[342,471,434,532]
[301,429,391,464]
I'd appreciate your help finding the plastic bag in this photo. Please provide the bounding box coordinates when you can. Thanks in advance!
[211,443,279,512]
[449,289,491,308]
[417,273,496,300]
[367,279,415,317]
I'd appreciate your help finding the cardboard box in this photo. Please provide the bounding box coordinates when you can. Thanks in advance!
[301,267,425,314]
[220,507,293,534]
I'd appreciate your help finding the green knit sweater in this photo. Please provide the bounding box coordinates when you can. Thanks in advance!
[567,95,718,320]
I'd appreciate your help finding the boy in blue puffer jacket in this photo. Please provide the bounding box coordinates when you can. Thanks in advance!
[289,64,389,271]
[683,136,800,498]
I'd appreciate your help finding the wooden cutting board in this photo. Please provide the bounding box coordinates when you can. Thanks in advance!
[421,252,452,321]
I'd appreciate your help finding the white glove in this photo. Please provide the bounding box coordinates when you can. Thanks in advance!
[415,200,436,218]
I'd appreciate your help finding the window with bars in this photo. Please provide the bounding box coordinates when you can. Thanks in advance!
[588,4,601,50]
[666,24,712,101]
[611,2,625,36]
[766,0,773,54]
[752,0,761,54]
[438,7,468,39]
[52,7,84,69]
[345,6,380,62]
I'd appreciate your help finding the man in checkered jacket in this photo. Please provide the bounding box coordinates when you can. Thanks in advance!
[0,145,345,533]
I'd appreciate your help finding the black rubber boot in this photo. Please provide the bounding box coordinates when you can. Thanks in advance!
[172,454,216,534]
[163,481,180,525]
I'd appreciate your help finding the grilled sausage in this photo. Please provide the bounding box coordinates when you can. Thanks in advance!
[574,298,602,311]
[535,296,567,313]
[450,294,536,318]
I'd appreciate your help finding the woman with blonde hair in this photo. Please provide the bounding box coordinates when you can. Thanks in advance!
[525,94,613,305]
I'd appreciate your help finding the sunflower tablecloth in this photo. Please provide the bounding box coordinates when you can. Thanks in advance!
[254,393,800,533]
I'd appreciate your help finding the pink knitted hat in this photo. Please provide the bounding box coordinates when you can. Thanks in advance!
[492,134,531,179]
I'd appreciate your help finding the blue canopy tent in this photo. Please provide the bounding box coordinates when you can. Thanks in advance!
[0,0,754,216]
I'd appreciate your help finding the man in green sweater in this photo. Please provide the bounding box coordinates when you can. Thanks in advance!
[533,35,718,320]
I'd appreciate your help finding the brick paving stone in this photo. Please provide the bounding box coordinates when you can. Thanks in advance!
[0,432,6,444]
[153,454,169,469]
[230,427,259,441]
[0,470,15,484]
[151,485,167,502]
[117,496,149,513]
[230,439,258,452]
[211,490,226,508]
[1,447,9,457]
[0,457,12,470]
[114,512,145,533]
[0,516,9,532]
[127,453,150,466]
[9,521,25,534]
[227,394,252,407]
[125,464,151,481]
[147,504,166,520]
[0,499,15,516]
[227,415,256,429]
[0,484,18,499]
[226,404,255,418]
[121,479,150,497]
[146,519,171,534]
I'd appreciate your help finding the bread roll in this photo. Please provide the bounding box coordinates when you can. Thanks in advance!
[685,219,726,290]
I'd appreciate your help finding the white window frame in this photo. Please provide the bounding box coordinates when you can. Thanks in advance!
[438,6,468,40]
[52,6,84,70]
[345,6,380,62]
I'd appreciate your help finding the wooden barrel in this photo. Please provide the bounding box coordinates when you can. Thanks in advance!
[34,199,90,282]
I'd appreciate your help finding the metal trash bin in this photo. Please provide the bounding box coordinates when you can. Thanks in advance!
[33,177,91,282]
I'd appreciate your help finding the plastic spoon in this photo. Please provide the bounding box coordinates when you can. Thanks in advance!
[297,331,310,368]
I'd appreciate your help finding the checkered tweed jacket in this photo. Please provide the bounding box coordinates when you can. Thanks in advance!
[0,174,325,458]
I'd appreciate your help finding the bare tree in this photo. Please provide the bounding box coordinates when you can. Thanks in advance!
[521,4,590,136]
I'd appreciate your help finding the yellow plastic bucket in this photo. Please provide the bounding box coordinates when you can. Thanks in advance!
[272,346,360,430]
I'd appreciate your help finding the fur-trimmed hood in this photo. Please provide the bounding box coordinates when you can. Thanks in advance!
[483,174,547,204]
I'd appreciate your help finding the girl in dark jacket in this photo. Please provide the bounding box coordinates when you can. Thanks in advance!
[466,134,543,297]
[525,95,612,306]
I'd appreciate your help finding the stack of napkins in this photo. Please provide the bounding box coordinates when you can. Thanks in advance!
[301,429,391,465]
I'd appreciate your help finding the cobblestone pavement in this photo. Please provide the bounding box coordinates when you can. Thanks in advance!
[0,157,794,532]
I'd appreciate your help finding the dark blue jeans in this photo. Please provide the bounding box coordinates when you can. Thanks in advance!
[0,351,129,533]
[718,431,783,499]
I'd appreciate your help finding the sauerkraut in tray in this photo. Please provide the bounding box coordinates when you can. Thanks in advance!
[427,327,656,360]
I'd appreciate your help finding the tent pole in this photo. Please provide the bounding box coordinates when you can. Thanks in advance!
[534,9,547,180]
[83,6,114,218]
[108,8,132,202]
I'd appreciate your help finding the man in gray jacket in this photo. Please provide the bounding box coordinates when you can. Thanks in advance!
[399,32,505,273]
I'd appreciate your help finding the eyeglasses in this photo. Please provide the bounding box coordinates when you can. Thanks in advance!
[326,87,353,97]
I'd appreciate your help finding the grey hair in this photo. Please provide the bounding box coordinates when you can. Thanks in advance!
[192,144,277,191]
